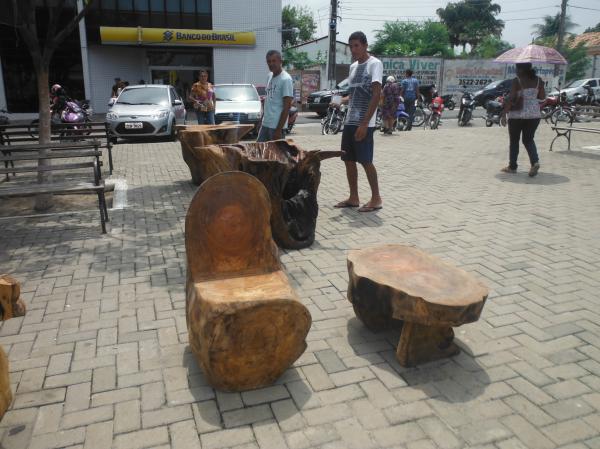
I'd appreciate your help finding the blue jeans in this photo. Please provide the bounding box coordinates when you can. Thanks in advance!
[508,118,540,169]
[196,110,215,125]
[256,126,286,142]
[404,99,416,130]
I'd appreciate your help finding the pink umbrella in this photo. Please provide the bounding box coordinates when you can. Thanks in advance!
[494,44,567,65]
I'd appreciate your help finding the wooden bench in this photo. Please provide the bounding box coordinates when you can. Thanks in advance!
[185,171,311,391]
[0,122,115,174]
[347,244,488,367]
[550,125,600,151]
[0,141,109,233]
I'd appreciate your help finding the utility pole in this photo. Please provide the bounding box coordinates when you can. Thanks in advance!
[327,0,338,88]
[556,0,568,53]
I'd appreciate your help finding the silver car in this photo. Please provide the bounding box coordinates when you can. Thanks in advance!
[214,84,262,134]
[106,85,186,140]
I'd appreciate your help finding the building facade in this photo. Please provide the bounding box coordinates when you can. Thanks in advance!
[0,0,281,114]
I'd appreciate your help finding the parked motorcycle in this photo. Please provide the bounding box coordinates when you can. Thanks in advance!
[424,96,444,129]
[321,103,346,135]
[377,99,411,132]
[457,88,475,127]
[412,97,426,127]
[441,94,455,111]
[29,99,93,138]
[287,103,298,133]
[485,96,504,127]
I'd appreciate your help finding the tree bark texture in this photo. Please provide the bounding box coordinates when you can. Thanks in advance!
[178,135,341,249]
[0,346,11,420]
[0,275,26,320]
[185,171,311,391]
[347,244,488,367]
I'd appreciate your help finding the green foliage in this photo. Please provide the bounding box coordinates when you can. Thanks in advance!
[282,48,317,70]
[371,21,453,57]
[282,5,316,48]
[535,36,591,82]
[470,36,514,58]
[532,14,577,40]
[584,22,600,33]
[436,0,504,51]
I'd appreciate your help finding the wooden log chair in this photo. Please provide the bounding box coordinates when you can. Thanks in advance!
[347,245,488,367]
[178,124,254,185]
[185,171,312,391]
[179,138,341,249]
[0,275,27,419]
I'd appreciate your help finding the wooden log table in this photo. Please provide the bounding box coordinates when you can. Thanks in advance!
[178,124,254,185]
[186,171,311,391]
[178,139,341,249]
[347,244,488,367]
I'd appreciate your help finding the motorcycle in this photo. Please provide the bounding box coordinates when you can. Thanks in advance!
[540,95,559,121]
[377,99,411,132]
[287,103,298,133]
[485,96,504,127]
[457,88,475,127]
[29,99,93,139]
[426,95,444,129]
[441,94,455,111]
[321,103,346,135]
[412,96,425,127]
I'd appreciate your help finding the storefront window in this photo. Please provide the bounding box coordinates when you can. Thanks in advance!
[150,0,163,10]
[135,0,149,11]
[197,0,210,14]
[182,0,195,13]
[147,50,210,67]
[117,0,133,11]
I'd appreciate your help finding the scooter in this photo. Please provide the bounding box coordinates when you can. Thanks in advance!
[378,99,411,133]
[425,95,444,129]
[485,96,504,127]
[29,99,93,138]
[457,88,475,127]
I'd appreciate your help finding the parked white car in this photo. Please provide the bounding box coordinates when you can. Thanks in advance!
[214,84,262,135]
[550,78,600,100]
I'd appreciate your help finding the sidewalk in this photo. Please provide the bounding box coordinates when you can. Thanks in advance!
[0,123,599,448]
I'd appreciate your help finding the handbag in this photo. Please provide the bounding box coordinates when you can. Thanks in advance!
[509,78,524,111]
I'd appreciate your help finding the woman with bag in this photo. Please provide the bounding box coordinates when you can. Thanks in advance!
[189,70,215,125]
[500,63,545,177]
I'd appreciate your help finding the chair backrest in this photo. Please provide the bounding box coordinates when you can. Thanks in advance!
[185,171,280,280]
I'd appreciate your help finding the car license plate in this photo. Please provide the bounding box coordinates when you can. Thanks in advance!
[124,122,143,129]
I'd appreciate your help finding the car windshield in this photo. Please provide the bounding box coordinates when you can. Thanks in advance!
[563,79,586,88]
[117,87,169,106]
[484,80,501,89]
[215,85,259,101]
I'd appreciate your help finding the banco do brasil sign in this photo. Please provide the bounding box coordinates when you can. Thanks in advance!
[100,26,256,47]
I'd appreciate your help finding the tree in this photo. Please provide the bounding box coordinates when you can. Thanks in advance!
[470,36,514,59]
[3,0,95,210]
[584,22,600,33]
[371,21,453,57]
[535,36,591,82]
[282,48,317,70]
[282,5,316,48]
[436,0,504,52]
[532,14,577,40]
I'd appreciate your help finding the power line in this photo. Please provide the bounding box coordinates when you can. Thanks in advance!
[568,4,600,11]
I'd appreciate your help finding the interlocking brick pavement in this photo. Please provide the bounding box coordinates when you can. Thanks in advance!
[0,123,599,448]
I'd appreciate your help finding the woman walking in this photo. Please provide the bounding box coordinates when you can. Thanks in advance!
[381,76,400,135]
[189,70,215,125]
[500,63,545,177]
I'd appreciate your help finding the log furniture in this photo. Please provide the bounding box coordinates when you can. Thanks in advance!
[347,244,488,367]
[178,124,254,185]
[185,171,311,391]
[178,138,341,249]
[0,275,26,419]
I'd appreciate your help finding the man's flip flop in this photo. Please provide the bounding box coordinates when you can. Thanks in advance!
[358,204,382,212]
[334,201,359,208]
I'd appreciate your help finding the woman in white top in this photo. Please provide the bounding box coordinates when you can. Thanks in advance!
[500,63,546,177]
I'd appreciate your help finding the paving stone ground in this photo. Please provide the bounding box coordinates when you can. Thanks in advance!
[0,122,599,449]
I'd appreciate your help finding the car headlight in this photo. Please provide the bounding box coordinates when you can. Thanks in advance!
[152,110,169,119]
[247,112,261,120]
[106,112,119,120]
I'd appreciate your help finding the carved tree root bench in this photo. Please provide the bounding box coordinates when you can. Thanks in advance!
[347,244,488,367]
[185,171,311,391]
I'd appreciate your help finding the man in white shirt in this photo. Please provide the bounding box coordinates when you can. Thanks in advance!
[334,31,383,212]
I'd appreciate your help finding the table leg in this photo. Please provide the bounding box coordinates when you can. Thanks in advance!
[396,322,460,367]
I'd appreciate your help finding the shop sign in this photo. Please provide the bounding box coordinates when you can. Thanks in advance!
[100,26,256,47]
[380,57,442,86]
[443,59,506,94]
[505,63,565,91]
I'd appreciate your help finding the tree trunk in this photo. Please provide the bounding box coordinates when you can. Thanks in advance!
[34,66,53,211]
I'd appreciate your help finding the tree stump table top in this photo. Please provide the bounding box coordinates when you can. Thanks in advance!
[347,244,488,366]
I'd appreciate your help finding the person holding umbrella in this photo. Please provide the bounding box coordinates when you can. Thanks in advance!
[495,44,567,177]
[500,63,545,177]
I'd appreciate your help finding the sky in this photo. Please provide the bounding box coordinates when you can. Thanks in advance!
[282,0,600,49]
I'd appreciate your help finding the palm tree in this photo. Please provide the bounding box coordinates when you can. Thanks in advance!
[532,14,577,40]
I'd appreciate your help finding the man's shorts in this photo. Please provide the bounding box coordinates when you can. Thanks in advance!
[340,125,375,163]
[256,126,286,142]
